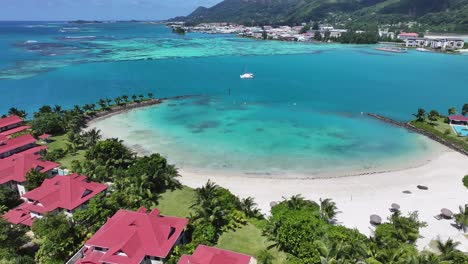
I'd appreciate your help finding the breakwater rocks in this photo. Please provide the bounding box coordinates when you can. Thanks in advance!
[367,113,468,157]
[85,95,203,124]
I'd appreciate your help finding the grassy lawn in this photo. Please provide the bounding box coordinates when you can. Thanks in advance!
[217,221,288,264]
[157,186,196,218]
[46,134,87,169]
[410,117,468,151]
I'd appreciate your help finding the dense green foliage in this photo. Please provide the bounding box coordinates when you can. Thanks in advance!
[264,195,467,263]
[166,181,263,263]
[463,175,468,189]
[32,213,83,264]
[0,185,22,213]
[410,105,468,152]
[179,0,468,32]
[0,218,31,261]
[24,169,48,191]
[334,31,380,44]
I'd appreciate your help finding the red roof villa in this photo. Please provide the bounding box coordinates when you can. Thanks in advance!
[448,115,468,125]
[3,174,107,226]
[178,245,257,264]
[0,134,37,158]
[0,151,59,196]
[397,32,419,39]
[0,115,30,137]
[68,207,189,264]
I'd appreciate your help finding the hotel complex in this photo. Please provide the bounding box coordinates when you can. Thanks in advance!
[1,114,257,264]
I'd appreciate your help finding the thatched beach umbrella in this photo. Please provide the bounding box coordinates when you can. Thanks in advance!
[370,214,382,225]
[417,185,429,190]
[440,208,454,219]
[391,203,400,211]
[270,201,278,208]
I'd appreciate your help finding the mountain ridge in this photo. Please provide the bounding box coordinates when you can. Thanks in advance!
[175,0,468,32]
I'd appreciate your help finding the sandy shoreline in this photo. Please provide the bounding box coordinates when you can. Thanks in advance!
[87,109,468,251]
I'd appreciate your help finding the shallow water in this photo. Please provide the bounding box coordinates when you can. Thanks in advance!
[1,22,467,176]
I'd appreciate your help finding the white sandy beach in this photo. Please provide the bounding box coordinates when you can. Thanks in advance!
[88,118,468,252]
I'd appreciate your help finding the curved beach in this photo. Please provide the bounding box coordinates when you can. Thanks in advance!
[88,106,468,251]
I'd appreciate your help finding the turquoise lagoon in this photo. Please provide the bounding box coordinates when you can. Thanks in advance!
[1,22,467,177]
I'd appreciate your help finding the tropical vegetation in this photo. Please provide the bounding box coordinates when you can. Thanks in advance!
[178,0,468,33]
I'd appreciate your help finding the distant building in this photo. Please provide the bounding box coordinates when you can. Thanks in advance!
[0,151,59,196]
[378,28,395,39]
[398,32,419,40]
[178,245,257,264]
[69,207,188,264]
[0,134,37,159]
[3,174,107,226]
[405,38,465,50]
[448,115,468,125]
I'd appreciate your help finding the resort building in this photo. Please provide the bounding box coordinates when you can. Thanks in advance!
[448,115,468,125]
[68,207,189,264]
[0,134,37,159]
[404,38,465,50]
[0,151,59,196]
[0,115,30,137]
[397,32,419,40]
[178,245,257,264]
[448,115,468,137]
[3,174,107,226]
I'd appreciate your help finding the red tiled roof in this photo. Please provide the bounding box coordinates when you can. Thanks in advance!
[39,134,52,140]
[23,174,107,212]
[0,151,59,185]
[178,245,253,264]
[0,115,23,129]
[0,126,31,137]
[3,174,107,226]
[448,115,468,122]
[399,32,418,37]
[3,203,35,226]
[80,207,188,264]
[0,134,36,155]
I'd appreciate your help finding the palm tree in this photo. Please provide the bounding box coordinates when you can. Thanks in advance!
[98,99,107,109]
[8,107,27,119]
[285,194,306,210]
[436,238,460,260]
[193,180,219,207]
[139,94,144,102]
[106,98,112,106]
[448,107,457,116]
[257,249,274,264]
[413,108,426,122]
[53,105,62,113]
[122,95,129,103]
[82,128,102,148]
[148,92,154,99]
[240,197,261,218]
[114,97,123,106]
[462,103,468,116]
[83,104,92,113]
[453,205,468,232]
[320,198,338,222]
[132,94,137,102]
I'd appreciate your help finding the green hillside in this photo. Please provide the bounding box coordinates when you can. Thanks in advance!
[176,0,468,32]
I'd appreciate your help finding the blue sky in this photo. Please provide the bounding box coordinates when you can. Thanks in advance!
[0,0,222,21]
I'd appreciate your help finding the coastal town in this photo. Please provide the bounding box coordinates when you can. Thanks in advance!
[168,22,467,52]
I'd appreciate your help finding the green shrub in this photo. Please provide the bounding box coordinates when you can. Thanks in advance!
[463,175,468,189]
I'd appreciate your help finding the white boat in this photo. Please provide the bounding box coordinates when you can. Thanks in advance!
[240,73,254,79]
[416,48,431,52]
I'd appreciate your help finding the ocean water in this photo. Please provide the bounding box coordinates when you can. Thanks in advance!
[1,21,467,177]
